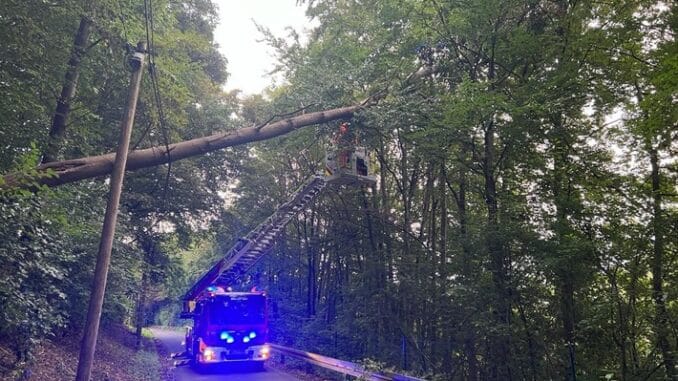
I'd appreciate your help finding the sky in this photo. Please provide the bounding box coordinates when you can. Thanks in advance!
[214,1,312,95]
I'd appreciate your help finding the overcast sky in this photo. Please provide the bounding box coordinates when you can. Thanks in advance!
[214,1,311,95]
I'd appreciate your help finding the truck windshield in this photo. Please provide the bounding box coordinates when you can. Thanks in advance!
[207,295,266,325]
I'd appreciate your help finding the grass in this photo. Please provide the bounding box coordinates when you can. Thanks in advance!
[129,349,161,380]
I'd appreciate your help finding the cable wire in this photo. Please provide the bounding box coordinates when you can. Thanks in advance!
[143,0,173,205]
[116,0,129,43]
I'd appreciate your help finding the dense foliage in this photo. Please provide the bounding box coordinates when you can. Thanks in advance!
[0,1,675,380]
[241,1,676,380]
[0,0,235,370]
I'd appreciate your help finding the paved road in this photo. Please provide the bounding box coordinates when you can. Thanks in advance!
[150,327,300,381]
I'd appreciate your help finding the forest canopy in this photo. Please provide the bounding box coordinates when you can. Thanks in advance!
[0,1,676,380]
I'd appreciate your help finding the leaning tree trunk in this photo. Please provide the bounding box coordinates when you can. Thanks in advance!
[3,104,362,189]
[42,16,92,163]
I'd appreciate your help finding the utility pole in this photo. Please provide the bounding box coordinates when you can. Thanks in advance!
[75,42,146,381]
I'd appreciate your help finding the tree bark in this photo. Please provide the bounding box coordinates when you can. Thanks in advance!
[42,16,92,163]
[3,105,361,189]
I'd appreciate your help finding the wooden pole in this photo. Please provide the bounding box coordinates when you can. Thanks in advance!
[75,42,146,381]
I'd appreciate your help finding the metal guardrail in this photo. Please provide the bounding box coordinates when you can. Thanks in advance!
[269,343,428,381]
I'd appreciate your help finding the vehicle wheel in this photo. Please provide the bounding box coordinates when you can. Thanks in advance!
[251,361,265,372]
[191,360,206,373]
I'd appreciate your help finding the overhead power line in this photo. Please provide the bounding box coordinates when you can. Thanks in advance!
[143,0,172,205]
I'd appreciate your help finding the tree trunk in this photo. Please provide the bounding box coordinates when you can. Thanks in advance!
[517,298,539,381]
[608,270,628,381]
[135,270,148,349]
[551,115,578,381]
[3,104,361,189]
[649,148,676,379]
[452,144,479,381]
[42,16,92,163]
[560,276,577,381]
[456,150,470,276]
[438,165,447,281]
[305,211,318,317]
[484,118,511,381]
[377,148,394,281]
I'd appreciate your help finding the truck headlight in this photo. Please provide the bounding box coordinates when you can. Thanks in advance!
[259,345,270,359]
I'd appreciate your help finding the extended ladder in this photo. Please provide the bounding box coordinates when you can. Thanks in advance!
[181,148,376,317]
[181,175,327,314]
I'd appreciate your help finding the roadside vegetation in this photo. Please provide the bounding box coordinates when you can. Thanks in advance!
[0,325,161,381]
[0,1,675,381]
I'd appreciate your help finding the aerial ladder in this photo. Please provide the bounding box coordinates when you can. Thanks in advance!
[181,145,375,317]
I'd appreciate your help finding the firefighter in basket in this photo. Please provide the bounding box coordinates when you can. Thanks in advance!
[332,122,357,170]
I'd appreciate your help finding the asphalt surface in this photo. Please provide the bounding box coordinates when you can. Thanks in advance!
[149,327,301,381]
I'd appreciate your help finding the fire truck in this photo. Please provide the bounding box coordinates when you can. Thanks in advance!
[176,141,375,368]
[182,287,270,367]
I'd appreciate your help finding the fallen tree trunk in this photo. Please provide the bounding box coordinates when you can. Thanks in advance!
[2,104,361,189]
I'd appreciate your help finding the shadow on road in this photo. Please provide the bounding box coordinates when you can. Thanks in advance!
[190,361,266,375]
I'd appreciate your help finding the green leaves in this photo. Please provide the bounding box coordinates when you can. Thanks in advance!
[0,0,674,379]
[0,191,74,359]
[221,1,678,379]
[0,0,235,365]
